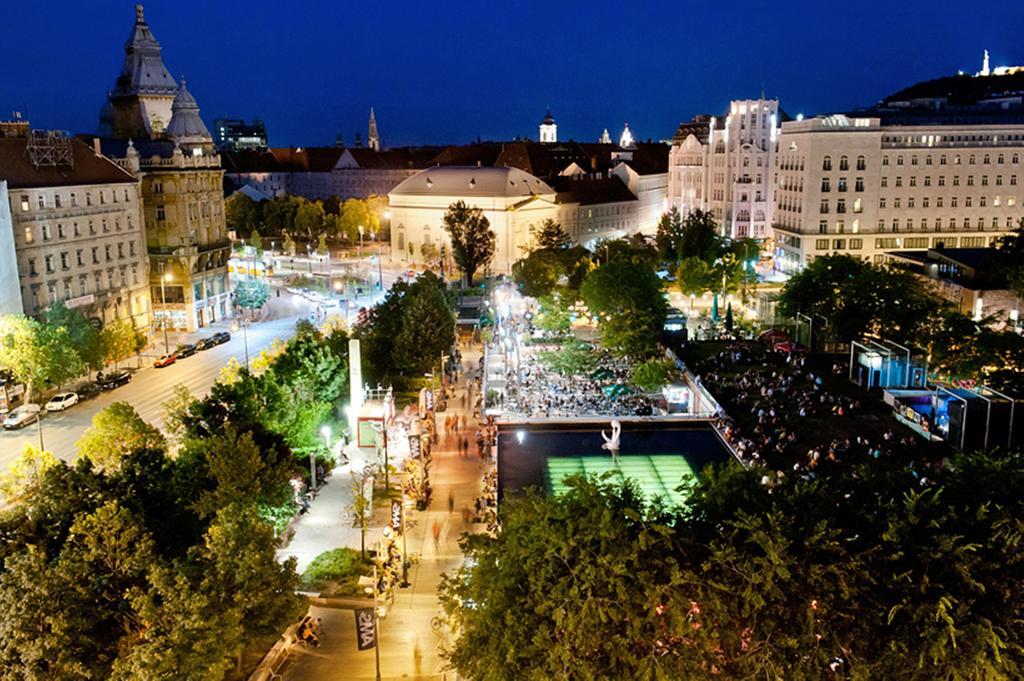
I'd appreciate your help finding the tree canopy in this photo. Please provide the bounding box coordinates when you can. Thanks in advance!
[531,219,571,251]
[581,260,666,359]
[443,200,496,286]
[441,451,1024,680]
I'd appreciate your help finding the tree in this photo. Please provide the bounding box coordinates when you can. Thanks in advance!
[0,444,58,504]
[512,249,565,298]
[996,218,1024,299]
[393,278,456,375]
[421,242,439,262]
[316,232,329,256]
[348,470,372,559]
[42,301,104,374]
[293,199,325,240]
[76,402,165,474]
[443,200,496,287]
[323,212,345,240]
[339,197,381,241]
[630,358,675,392]
[250,228,264,257]
[676,256,717,297]
[234,278,270,314]
[535,294,572,334]
[581,260,666,358]
[531,219,570,251]
[162,384,195,449]
[0,315,82,402]
[679,209,721,261]
[442,453,1024,680]
[225,192,259,235]
[282,233,296,256]
[100,319,146,370]
[655,206,685,263]
[537,338,598,376]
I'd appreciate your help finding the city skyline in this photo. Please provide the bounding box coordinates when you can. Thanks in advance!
[2,0,1022,147]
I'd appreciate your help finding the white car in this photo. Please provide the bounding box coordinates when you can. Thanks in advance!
[3,404,41,429]
[45,392,80,412]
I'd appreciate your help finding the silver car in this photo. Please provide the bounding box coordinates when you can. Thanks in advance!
[3,404,41,429]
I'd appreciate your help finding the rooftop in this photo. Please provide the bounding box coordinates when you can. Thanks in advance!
[390,165,555,198]
[0,136,136,189]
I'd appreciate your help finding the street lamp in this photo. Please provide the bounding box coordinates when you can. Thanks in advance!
[316,425,331,491]
[159,267,172,355]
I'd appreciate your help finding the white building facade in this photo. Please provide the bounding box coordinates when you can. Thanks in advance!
[773,115,1024,273]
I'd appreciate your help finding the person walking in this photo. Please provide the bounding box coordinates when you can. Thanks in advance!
[447,490,455,514]
[432,521,441,549]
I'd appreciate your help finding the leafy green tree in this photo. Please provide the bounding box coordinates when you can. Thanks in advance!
[581,260,666,358]
[76,402,165,474]
[0,444,58,504]
[250,228,264,257]
[537,338,598,376]
[234,278,270,314]
[679,208,721,261]
[996,217,1024,299]
[676,256,717,296]
[531,219,570,251]
[535,294,572,334]
[225,192,259,234]
[42,301,104,374]
[162,383,195,449]
[316,232,329,256]
[443,200,496,287]
[293,199,325,240]
[100,318,146,370]
[393,278,456,375]
[348,470,373,559]
[282,233,296,256]
[630,358,675,392]
[323,212,345,240]
[655,206,685,263]
[512,249,565,298]
[340,197,381,241]
[0,315,82,402]
[261,195,302,236]
[597,233,659,267]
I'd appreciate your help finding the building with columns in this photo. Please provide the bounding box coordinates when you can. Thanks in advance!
[96,4,231,332]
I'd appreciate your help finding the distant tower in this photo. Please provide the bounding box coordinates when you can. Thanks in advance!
[619,123,635,149]
[539,109,557,143]
[599,128,611,144]
[102,3,178,139]
[368,107,380,151]
[982,49,991,76]
[165,77,213,154]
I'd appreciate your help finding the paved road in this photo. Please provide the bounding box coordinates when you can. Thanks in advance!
[0,289,314,470]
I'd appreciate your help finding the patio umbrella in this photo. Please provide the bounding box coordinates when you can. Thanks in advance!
[590,368,614,380]
[711,293,719,323]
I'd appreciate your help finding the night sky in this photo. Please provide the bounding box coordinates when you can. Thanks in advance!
[2,0,1022,148]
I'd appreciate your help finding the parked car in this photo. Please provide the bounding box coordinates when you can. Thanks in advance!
[3,404,41,429]
[211,331,231,345]
[195,337,216,351]
[45,392,79,412]
[77,382,101,400]
[175,343,198,358]
[98,371,131,390]
[154,354,177,368]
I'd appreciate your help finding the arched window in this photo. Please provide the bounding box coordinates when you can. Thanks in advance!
[822,156,832,171]
[839,156,849,171]
[856,155,866,170]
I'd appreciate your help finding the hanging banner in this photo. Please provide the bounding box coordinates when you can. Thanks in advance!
[390,499,403,534]
[408,434,421,459]
[355,608,377,650]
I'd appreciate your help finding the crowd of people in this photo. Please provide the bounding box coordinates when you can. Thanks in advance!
[696,342,939,483]
[502,344,657,418]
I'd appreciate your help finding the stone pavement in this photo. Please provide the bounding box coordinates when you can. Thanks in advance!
[281,344,484,680]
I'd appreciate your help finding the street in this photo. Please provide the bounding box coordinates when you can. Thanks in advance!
[0,288,313,470]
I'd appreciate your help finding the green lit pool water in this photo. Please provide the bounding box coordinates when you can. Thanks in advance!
[544,455,696,505]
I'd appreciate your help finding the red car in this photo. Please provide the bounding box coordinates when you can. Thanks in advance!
[154,353,177,368]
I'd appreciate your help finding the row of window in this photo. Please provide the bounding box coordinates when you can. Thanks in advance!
[821,155,867,171]
[821,177,865,192]
[880,195,1017,209]
[819,198,864,214]
[28,266,142,309]
[882,174,1018,188]
[813,235,994,252]
[18,188,132,212]
[21,216,135,245]
[882,152,1022,166]
[27,241,140,277]
[815,214,1020,236]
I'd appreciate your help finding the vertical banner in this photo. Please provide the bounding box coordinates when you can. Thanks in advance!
[390,499,403,534]
[355,608,377,650]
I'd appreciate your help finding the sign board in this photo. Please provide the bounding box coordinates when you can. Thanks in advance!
[390,499,403,534]
[354,608,376,650]
[65,294,95,310]
[408,434,421,459]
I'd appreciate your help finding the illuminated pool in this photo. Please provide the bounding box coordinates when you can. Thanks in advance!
[497,421,732,507]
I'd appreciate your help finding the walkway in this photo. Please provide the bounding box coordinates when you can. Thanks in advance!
[281,345,484,680]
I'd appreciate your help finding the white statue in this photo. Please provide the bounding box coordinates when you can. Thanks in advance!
[601,420,622,464]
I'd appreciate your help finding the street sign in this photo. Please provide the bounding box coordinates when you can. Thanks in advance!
[354,608,376,650]
[390,499,403,534]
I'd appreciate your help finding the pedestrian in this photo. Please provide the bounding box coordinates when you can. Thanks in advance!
[432,521,441,548]
[461,506,472,526]
[448,490,455,514]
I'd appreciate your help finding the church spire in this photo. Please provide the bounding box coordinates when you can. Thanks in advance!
[368,107,380,151]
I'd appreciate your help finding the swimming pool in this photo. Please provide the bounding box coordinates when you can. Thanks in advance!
[496,421,733,506]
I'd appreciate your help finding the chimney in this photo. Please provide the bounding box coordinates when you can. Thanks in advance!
[93,137,102,156]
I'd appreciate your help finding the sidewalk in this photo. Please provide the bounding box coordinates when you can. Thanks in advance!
[281,345,485,680]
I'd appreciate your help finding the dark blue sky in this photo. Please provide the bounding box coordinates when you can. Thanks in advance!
[3,0,1022,148]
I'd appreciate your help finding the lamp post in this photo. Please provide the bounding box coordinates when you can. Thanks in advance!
[159,267,172,355]
[241,317,250,370]
[306,243,312,273]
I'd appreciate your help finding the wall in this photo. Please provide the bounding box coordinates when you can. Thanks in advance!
[0,182,23,315]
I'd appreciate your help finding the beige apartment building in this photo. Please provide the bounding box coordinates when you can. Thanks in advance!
[0,130,151,327]
[773,115,1024,273]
